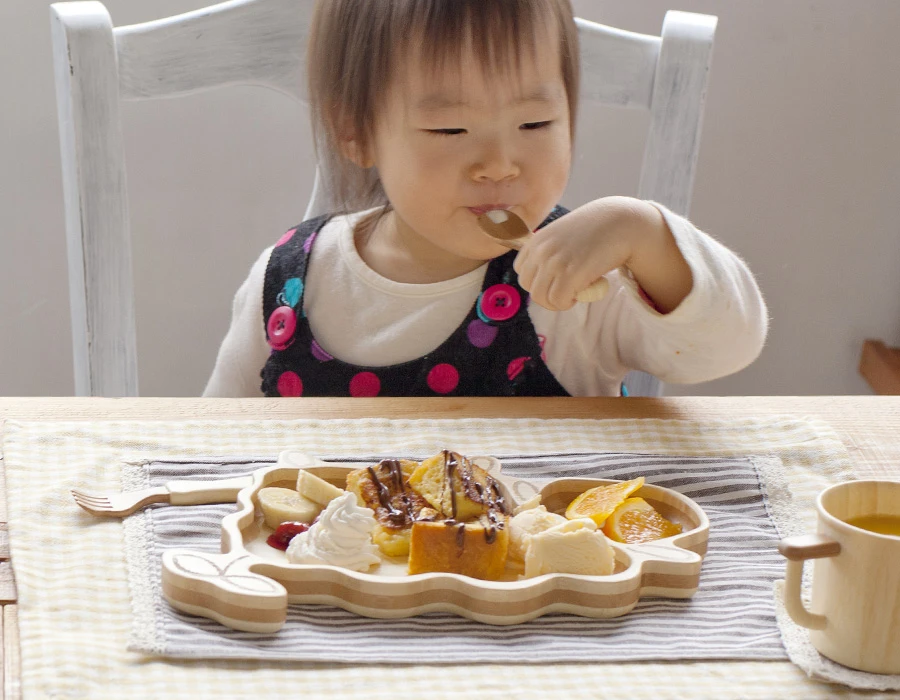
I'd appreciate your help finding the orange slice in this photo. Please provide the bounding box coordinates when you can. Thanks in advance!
[564,477,645,526]
[602,497,683,543]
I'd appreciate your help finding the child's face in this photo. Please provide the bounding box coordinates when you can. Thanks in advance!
[365,29,572,266]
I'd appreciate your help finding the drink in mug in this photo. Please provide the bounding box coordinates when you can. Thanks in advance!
[843,513,900,536]
[779,479,900,674]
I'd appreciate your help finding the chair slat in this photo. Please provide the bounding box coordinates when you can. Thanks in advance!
[116,0,311,102]
[576,18,660,109]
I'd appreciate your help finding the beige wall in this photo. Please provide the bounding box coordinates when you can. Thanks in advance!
[1,0,898,396]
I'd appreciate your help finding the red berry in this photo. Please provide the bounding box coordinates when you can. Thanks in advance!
[266,521,310,550]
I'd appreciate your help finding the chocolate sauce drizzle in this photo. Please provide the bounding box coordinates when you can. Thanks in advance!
[367,460,411,524]
[438,449,508,550]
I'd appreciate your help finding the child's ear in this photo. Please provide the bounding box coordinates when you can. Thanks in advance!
[340,137,375,169]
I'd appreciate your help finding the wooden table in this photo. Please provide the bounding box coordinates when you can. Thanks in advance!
[1,395,898,699]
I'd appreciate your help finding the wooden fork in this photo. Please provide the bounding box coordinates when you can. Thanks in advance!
[71,475,253,517]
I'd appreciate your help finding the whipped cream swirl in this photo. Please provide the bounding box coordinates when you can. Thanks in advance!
[286,492,380,571]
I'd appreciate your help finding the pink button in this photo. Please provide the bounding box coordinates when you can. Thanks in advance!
[479,284,520,322]
[267,306,297,350]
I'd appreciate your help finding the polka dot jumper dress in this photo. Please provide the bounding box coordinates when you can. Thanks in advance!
[260,207,571,397]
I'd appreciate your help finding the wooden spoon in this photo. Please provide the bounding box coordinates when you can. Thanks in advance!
[477,209,609,303]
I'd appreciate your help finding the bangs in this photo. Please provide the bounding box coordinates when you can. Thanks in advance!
[402,0,555,89]
[307,0,579,213]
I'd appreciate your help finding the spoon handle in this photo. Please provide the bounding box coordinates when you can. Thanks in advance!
[575,277,609,303]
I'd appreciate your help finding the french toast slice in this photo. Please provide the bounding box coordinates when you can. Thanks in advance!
[408,513,510,580]
[406,450,508,521]
[346,459,435,557]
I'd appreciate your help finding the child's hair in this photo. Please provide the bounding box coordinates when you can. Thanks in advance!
[307,0,580,215]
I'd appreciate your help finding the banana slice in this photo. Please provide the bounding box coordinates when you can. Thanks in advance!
[296,469,345,506]
[258,487,321,529]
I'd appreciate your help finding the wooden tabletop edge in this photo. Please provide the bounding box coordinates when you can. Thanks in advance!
[0,395,895,423]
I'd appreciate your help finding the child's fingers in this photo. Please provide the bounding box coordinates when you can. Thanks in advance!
[515,247,579,311]
[514,258,549,310]
[547,278,580,310]
[536,268,579,311]
[523,264,577,312]
[519,270,554,311]
[512,250,537,292]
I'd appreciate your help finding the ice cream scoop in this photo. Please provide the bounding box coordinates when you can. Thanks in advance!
[523,517,616,578]
[508,505,568,563]
[476,209,609,303]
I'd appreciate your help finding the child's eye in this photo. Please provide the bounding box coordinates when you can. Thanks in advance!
[427,128,467,136]
[521,121,552,130]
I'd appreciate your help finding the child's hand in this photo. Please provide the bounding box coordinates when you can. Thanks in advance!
[513,197,693,313]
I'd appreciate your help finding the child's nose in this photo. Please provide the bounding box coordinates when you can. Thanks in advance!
[469,140,520,182]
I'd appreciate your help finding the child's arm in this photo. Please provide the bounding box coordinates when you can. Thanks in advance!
[525,202,768,395]
[514,197,693,314]
[203,248,273,397]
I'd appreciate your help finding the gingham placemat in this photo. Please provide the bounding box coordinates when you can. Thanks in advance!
[127,452,788,663]
[2,417,857,699]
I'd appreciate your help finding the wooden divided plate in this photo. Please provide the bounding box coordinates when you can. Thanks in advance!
[161,453,710,633]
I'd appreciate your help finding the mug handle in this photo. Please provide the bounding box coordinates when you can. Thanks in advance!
[778,534,841,630]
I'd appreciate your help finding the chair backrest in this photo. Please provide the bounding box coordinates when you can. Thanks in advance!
[50,0,716,397]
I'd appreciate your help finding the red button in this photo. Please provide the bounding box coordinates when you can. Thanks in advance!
[479,284,521,322]
[267,306,297,350]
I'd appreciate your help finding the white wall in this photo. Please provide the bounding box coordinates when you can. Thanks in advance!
[1,0,898,396]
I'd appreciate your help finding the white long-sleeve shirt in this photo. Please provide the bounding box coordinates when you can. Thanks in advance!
[204,204,767,397]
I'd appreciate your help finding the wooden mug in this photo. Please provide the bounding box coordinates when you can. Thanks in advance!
[779,480,900,674]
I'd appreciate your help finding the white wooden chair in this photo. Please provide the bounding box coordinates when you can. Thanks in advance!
[50,0,716,397]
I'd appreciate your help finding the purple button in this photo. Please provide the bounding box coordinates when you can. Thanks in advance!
[479,284,521,322]
[267,306,297,350]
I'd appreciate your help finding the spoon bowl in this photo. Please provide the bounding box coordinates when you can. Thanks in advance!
[476,209,532,250]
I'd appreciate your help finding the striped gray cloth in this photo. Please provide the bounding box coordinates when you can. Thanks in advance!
[127,453,789,663]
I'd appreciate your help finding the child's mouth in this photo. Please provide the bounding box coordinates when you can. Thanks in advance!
[468,204,511,216]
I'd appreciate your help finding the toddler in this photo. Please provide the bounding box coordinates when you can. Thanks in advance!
[204,0,767,398]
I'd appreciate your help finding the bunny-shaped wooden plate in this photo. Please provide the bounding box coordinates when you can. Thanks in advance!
[161,452,709,633]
